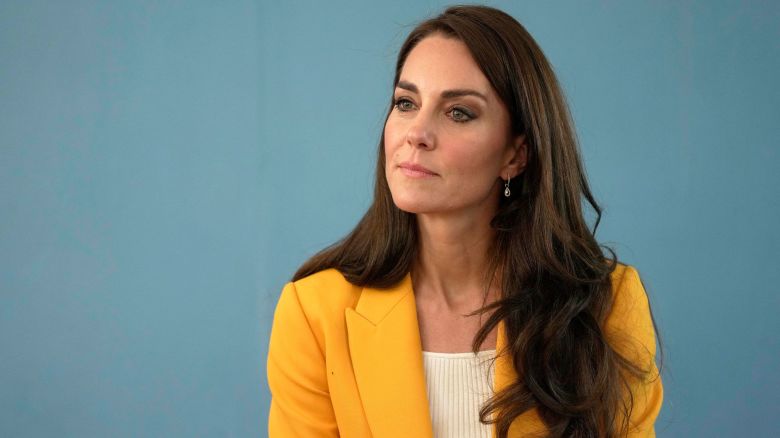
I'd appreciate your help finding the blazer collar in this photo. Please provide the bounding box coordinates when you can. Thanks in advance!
[345,272,519,438]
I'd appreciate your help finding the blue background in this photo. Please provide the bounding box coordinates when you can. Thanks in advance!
[1,1,778,436]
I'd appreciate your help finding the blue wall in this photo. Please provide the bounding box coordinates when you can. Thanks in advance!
[1,1,777,436]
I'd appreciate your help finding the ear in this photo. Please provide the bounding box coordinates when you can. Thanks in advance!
[500,134,528,180]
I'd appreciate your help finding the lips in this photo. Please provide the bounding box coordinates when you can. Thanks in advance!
[398,161,438,176]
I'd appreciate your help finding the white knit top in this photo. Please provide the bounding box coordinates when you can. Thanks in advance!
[422,349,496,438]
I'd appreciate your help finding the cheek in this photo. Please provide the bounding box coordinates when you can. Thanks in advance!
[383,119,402,152]
[446,136,503,178]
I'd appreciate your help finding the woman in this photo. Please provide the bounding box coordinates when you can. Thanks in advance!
[267,5,663,438]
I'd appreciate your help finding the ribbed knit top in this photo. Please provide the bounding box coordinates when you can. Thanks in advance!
[422,349,496,438]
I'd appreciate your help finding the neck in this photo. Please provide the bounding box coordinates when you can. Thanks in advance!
[412,210,500,311]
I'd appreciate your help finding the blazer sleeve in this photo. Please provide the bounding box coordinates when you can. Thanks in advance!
[605,266,664,437]
[267,282,339,437]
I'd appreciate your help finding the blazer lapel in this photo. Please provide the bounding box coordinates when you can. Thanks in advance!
[346,273,434,438]
[493,318,516,393]
[346,273,545,437]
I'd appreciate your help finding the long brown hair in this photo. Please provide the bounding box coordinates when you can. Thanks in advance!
[295,5,662,437]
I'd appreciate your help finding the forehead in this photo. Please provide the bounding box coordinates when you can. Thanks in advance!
[398,35,493,96]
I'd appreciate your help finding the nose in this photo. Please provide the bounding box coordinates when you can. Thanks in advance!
[405,114,435,150]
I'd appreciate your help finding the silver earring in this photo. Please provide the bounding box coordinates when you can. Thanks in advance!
[504,175,511,197]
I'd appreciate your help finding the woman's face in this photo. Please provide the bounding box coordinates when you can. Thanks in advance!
[384,34,525,218]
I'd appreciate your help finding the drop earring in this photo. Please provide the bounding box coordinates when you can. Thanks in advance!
[504,175,511,197]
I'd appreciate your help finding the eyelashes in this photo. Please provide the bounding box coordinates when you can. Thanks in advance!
[394,97,416,112]
[392,97,476,123]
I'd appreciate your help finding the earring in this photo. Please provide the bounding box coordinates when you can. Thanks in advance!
[504,175,511,197]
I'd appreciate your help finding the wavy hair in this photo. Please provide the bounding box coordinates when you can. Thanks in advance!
[295,5,663,437]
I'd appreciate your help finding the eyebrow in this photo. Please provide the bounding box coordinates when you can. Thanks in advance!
[396,80,488,103]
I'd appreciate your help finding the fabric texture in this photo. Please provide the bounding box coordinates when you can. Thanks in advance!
[266,263,663,437]
[422,349,496,438]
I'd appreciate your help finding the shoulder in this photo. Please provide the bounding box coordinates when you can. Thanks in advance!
[292,268,363,310]
[607,263,651,321]
[606,264,664,433]
[605,262,658,363]
[274,268,362,329]
[294,267,359,293]
[609,262,642,292]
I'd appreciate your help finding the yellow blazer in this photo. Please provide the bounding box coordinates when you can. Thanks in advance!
[267,263,663,437]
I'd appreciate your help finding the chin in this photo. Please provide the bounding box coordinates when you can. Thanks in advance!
[386,175,447,214]
[389,191,440,214]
